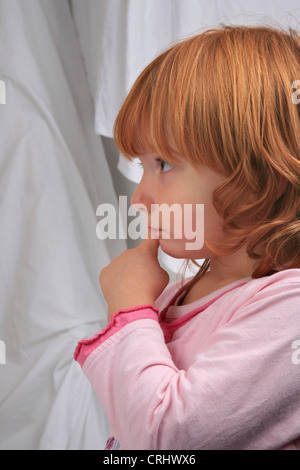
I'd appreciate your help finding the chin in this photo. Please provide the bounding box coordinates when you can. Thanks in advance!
[159,238,205,260]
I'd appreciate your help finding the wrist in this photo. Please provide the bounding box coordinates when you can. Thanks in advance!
[107,298,156,321]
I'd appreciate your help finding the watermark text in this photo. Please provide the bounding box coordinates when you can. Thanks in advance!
[0,79,6,104]
[96,196,204,250]
[291,340,300,365]
[0,340,6,365]
[292,80,300,104]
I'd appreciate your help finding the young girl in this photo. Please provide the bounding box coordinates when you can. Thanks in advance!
[74,24,300,450]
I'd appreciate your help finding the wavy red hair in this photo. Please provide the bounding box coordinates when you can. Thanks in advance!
[114,24,300,278]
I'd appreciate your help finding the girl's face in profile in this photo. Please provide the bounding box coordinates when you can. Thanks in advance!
[131,151,228,260]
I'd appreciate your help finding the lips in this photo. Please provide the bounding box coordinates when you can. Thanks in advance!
[147,226,171,240]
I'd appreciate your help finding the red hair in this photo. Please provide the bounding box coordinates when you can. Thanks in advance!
[114,24,300,278]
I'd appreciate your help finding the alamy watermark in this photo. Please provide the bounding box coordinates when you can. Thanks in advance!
[291,340,300,365]
[96,196,204,250]
[0,79,6,104]
[0,340,6,365]
[292,80,300,104]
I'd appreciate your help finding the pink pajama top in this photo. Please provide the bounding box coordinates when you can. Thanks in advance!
[74,269,300,450]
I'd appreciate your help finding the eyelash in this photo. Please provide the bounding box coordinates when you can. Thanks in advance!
[155,158,173,173]
[137,158,173,173]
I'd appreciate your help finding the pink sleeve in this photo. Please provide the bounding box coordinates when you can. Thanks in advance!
[74,281,300,450]
[74,304,159,367]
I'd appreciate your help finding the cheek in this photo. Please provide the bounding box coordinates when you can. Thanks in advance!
[158,204,205,257]
[202,208,225,244]
[161,202,225,258]
[159,203,206,244]
[181,204,204,245]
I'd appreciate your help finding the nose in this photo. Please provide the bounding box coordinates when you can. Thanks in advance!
[130,176,152,213]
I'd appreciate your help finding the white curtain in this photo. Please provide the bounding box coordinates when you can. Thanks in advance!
[0,0,299,451]
[0,0,126,450]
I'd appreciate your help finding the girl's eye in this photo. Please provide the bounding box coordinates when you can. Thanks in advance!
[155,158,173,173]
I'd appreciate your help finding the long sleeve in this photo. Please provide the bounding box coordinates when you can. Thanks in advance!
[74,270,300,450]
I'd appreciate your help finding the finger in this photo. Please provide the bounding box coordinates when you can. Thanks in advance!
[139,229,160,252]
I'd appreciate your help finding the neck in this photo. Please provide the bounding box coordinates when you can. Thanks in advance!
[208,245,257,284]
[179,246,257,306]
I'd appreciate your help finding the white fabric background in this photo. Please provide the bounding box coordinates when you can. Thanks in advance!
[0,0,299,450]
[0,0,126,450]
